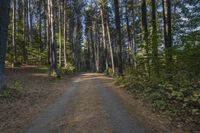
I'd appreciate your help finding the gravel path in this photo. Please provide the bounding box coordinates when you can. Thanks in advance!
[26,73,151,133]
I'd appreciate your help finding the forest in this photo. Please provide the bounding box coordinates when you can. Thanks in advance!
[0,0,200,132]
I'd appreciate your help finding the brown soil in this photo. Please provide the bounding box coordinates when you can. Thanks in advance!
[0,66,76,133]
[0,68,193,133]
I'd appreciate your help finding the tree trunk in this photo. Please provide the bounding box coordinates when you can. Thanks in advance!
[106,18,115,74]
[141,0,150,78]
[59,0,62,67]
[23,0,28,63]
[162,0,168,50]
[29,0,33,43]
[51,0,59,76]
[90,21,96,72]
[47,0,59,77]
[125,0,132,64]
[100,9,109,71]
[13,0,17,66]
[113,0,123,75]
[151,0,159,76]
[166,0,173,63]
[0,0,11,88]
[131,0,137,68]
[63,0,67,67]
[38,0,42,49]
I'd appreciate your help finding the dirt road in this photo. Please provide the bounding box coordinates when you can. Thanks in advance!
[26,73,153,133]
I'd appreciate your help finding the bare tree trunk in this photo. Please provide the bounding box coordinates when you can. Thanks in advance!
[95,23,100,72]
[13,0,17,66]
[151,0,159,76]
[50,0,59,76]
[0,0,11,88]
[43,0,47,49]
[106,21,115,74]
[29,0,33,43]
[166,0,172,63]
[113,0,123,75]
[23,0,28,63]
[38,0,42,49]
[47,0,51,69]
[93,22,98,72]
[141,0,150,78]
[131,0,137,68]
[59,0,62,67]
[90,21,96,72]
[63,0,67,67]
[100,9,109,71]
[125,0,132,64]
[162,0,168,50]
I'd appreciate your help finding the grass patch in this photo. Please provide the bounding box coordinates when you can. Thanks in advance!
[0,81,24,100]
[34,66,49,73]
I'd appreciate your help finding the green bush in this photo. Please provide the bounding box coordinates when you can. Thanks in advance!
[105,68,114,76]
[61,63,75,74]
[0,81,24,99]
[115,65,200,124]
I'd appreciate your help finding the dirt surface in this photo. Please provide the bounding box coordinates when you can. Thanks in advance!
[0,67,186,133]
[0,66,77,133]
[26,73,182,133]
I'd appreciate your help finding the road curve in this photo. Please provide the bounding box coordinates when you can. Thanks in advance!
[26,73,152,133]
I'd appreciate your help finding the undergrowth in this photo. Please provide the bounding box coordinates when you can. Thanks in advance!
[0,81,24,101]
[115,67,200,127]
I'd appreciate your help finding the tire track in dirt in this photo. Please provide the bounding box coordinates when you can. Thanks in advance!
[26,73,150,133]
[26,77,81,133]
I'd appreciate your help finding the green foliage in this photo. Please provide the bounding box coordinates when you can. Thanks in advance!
[105,68,114,76]
[61,63,75,74]
[0,81,24,99]
[116,43,200,125]
[35,66,49,73]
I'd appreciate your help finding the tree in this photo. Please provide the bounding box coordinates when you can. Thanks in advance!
[58,0,62,67]
[12,0,17,66]
[151,0,159,75]
[106,17,115,74]
[0,0,11,88]
[162,0,168,50]
[113,0,123,75]
[100,4,109,71]
[48,0,60,77]
[125,0,132,64]
[63,0,67,67]
[166,0,173,63]
[141,0,150,78]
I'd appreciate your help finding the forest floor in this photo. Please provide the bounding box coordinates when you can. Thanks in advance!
[0,66,186,133]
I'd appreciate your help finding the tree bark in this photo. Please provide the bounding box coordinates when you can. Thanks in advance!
[113,0,123,75]
[0,0,11,88]
[131,0,137,68]
[63,0,67,67]
[162,0,168,49]
[23,0,28,63]
[59,0,62,67]
[151,0,159,75]
[100,9,109,71]
[13,0,17,66]
[106,19,115,74]
[125,0,132,64]
[141,0,150,78]
[166,0,172,48]
[47,0,59,77]
[90,21,96,72]
[166,0,173,63]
